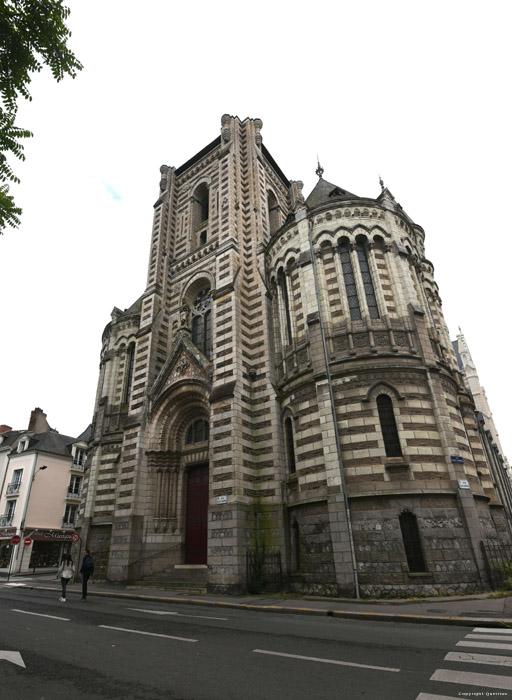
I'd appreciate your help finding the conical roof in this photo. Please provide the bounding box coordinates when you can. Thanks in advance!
[305,178,360,210]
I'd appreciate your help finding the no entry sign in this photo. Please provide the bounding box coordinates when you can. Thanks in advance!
[23,538,32,547]
[11,535,20,545]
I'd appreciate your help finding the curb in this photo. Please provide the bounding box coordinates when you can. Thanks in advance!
[21,585,512,629]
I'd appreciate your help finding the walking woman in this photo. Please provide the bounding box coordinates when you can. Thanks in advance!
[56,554,75,602]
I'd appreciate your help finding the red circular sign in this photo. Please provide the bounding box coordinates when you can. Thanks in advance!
[71,533,80,542]
[11,535,20,545]
[24,537,32,546]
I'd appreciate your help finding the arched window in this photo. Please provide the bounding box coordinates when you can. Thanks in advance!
[191,183,209,249]
[355,240,379,319]
[191,288,212,359]
[186,419,209,445]
[399,511,427,572]
[377,394,402,457]
[285,417,296,474]
[123,343,135,406]
[339,240,362,320]
[268,191,280,236]
[192,183,209,227]
[278,269,292,345]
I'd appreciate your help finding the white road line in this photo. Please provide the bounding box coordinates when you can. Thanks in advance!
[473,627,512,635]
[415,694,461,700]
[431,668,512,690]
[253,649,400,673]
[12,609,69,621]
[445,650,512,667]
[99,625,197,642]
[129,607,228,621]
[465,633,512,642]
[457,640,512,651]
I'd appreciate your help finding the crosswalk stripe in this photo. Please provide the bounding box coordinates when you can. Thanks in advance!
[465,633,512,642]
[457,640,512,651]
[431,668,512,690]
[445,651,512,667]
[473,627,512,635]
[415,694,460,700]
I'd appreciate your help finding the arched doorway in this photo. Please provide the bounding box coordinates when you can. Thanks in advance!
[185,462,209,564]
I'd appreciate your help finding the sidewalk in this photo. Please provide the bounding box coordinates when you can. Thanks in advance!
[3,572,512,628]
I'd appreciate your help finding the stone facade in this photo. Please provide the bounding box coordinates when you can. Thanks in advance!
[79,115,512,597]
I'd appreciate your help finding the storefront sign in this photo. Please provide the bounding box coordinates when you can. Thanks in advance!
[0,528,17,540]
[27,530,76,542]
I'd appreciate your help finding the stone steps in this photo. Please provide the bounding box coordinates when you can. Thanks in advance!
[133,564,207,593]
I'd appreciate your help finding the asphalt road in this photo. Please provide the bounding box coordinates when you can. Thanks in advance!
[1,585,512,700]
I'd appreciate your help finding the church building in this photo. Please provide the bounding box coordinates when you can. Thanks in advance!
[79,115,511,597]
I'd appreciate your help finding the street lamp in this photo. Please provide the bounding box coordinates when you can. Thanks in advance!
[10,465,48,576]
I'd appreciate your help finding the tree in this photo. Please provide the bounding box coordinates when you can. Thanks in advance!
[0,0,82,232]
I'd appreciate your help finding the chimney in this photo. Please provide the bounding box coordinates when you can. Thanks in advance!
[28,408,52,434]
[0,424,12,434]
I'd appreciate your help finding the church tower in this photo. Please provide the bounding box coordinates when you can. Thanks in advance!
[80,116,511,596]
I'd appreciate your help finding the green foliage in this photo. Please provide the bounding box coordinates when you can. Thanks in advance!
[0,0,82,232]
[499,558,512,590]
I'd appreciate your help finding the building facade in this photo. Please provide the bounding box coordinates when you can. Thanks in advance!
[0,408,88,573]
[81,115,511,597]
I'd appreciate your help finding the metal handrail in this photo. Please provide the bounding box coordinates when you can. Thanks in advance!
[6,482,21,495]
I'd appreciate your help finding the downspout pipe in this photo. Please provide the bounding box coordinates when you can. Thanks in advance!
[308,221,360,599]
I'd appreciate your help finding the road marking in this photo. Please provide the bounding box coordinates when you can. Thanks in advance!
[415,694,461,700]
[129,607,228,621]
[253,649,400,672]
[3,583,27,587]
[457,640,512,651]
[445,651,512,667]
[99,625,197,642]
[0,651,26,668]
[473,627,512,634]
[465,632,512,642]
[12,609,69,621]
[431,668,512,690]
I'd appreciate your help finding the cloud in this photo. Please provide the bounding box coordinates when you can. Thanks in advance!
[95,177,122,201]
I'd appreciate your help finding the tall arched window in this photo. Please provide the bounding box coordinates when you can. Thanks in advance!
[339,240,362,320]
[191,288,212,359]
[268,191,280,236]
[123,343,135,406]
[285,417,296,475]
[278,269,292,345]
[377,394,402,457]
[399,511,427,572]
[356,240,379,319]
[186,419,209,445]
[192,183,209,228]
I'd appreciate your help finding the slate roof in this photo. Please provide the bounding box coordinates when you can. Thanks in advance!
[305,178,360,210]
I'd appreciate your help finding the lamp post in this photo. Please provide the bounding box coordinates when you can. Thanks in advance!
[10,464,47,577]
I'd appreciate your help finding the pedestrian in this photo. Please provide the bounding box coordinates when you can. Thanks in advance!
[56,554,75,602]
[79,549,94,600]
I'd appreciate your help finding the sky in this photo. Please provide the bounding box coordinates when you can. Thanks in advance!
[1,0,511,458]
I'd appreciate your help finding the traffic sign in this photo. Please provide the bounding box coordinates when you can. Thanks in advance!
[23,537,32,547]
[71,533,80,542]
[11,535,20,545]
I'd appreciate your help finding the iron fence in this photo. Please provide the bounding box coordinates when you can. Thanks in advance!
[246,549,282,593]
[481,538,512,590]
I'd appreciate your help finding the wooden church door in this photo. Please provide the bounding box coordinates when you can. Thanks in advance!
[184,463,209,564]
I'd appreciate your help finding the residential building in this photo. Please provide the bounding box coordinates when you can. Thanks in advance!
[0,408,89,573]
